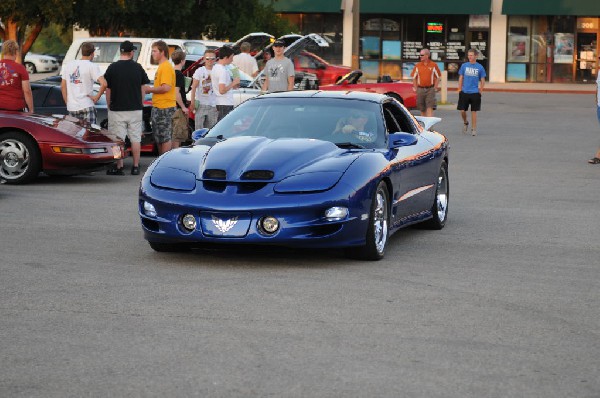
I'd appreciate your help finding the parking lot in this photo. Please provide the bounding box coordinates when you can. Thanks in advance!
[1,91,599,397]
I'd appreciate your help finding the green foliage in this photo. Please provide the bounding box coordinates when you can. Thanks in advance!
[30,23,72,54]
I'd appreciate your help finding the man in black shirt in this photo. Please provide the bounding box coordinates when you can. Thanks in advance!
[102,40,150,175]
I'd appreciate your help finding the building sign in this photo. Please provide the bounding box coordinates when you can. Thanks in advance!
[427,23,444,34]
[403,41,422,60]
[577,18,597,30]
[446,42,466,61]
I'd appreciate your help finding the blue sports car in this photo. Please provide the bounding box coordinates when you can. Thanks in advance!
[139,91,449,260]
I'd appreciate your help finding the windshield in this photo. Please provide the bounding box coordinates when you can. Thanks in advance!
[184,41,207,56]
[207,97,386,149]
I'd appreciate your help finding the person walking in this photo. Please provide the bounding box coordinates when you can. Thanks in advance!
[262,40,294,93]
[232,42,259,77]
[103,40,150,176]
[411,48,441,117]
[60,42,106,124]
[190,49,218,130]
[211,45,240,121]
[457,48,486,136]
[589,62,600,164]
[0,40,34,113]
[145,40,176,155]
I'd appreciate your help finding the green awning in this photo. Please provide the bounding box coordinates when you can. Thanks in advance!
[361,0,491,15]
[261,0,342,13]
[502,0,600,16]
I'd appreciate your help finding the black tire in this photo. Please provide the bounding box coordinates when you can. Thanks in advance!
[149,241,190,252]
[386,92,404,104]
[24,62,37,74]
[348,181,390,261]
[0,131,42,184]
[421,161,449,230]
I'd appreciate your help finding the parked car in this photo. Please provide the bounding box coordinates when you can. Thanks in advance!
[320,70,417,109]
[139,91,449,260]
[23,53,59,74]
[30,78,155,153]
[0,111,124,184]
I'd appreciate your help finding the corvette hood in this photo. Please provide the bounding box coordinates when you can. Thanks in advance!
[157,137,361,183]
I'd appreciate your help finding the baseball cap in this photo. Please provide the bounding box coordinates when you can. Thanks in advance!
[120,40,137,52]
[273,40,285,47]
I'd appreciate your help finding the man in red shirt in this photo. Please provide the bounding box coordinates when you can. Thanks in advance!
[0,40,34,113]
[411,49,440,117]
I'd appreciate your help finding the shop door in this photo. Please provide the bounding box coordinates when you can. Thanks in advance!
[575,33,597,83]
[467,30,489,76]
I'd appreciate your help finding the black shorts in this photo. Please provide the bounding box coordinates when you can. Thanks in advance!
[457,92,482,112]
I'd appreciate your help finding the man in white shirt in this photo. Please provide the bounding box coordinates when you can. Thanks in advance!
[61,42,106,124]
[190,49,218,130]
[232,42,259,77]
[211,45,240,121]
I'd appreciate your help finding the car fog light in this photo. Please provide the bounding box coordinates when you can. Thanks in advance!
[260,216,279,234]
[182,214,197,231]
[325,206,348,221]
[143,201,157,217]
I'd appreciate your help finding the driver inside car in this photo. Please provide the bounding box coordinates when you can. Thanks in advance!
[333,111,377,143]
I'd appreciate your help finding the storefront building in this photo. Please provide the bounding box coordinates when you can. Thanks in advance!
[265,0,600,83]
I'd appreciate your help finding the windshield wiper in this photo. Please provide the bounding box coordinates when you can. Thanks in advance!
[335,142,366,149]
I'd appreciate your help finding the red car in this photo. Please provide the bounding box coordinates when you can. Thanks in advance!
[320,70,417,109]
[0,111,124,184]
[294,51,350,85]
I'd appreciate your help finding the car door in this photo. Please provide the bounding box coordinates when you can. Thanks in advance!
[384,101,437,223]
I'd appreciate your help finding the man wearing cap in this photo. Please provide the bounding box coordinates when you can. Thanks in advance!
[60,42,106,124]
[262,40,294,93]
[102,40,150,175]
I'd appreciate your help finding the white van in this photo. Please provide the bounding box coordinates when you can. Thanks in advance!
[62,37,206,78]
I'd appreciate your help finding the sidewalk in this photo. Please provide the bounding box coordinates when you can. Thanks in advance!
[445,80,596,94]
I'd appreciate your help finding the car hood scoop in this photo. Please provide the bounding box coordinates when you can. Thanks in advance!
[200,136,359,182]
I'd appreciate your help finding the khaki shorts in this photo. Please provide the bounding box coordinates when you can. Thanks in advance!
[416,86,437,113]
[107,110,143,142]
[172,108,189,142]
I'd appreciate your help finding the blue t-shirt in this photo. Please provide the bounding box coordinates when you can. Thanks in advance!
[459,62,486,94]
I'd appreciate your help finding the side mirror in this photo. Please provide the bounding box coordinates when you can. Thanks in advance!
[388,132,418,148]
[191,128,209,142]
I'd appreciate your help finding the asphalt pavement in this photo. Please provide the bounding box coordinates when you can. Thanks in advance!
[1,89,599,397]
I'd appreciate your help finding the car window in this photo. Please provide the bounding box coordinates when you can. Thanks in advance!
[207,98,386,149]
[31,85,50,108]
[82,42,142,63]
[383,102,416,133]
[184,42,206,56]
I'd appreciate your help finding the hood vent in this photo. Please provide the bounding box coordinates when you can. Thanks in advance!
[203,169,226,179]
[241,170,274,180]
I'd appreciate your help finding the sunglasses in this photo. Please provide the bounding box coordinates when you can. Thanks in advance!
[205,57,217,60]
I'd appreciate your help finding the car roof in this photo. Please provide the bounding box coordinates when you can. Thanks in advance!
[250,90,387,103]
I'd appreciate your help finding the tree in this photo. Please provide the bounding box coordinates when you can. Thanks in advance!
[0,0,72,58]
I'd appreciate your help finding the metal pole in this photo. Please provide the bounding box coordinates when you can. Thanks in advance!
[351,0,360,70]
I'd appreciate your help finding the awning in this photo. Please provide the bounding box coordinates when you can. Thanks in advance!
[361,0,491,15]
[262,0,342,13]
[502,0,600,16]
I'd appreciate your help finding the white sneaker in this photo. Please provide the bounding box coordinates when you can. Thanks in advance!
[471,129,477,136]
[462,122,469,134]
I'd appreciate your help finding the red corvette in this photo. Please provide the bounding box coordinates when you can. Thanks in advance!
[319,70,417,109]
[0,111,124,184]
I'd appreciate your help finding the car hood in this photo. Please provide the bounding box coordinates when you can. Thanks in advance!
[154,136,362,183]
[7,112,120,144]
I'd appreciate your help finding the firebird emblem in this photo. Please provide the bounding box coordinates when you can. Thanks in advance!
[211,215,239,233]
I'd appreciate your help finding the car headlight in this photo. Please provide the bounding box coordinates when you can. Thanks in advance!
[143,201,157,217]
[324,207,348,221]
[51,146,108,154]
[259,216,279,235]
[181,214,197,232]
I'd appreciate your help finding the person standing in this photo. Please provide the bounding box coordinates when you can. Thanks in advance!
[170,49,189,149]
[262,40,294,93]
[589,63,600,164]
[60,42,106,124]
[457,48,486,136]
[411,48,441,117]
[0,40,34,113]
[232,42,259,77]
[146,40,176,154]
[257,47,273,72]
[211,45,240,121]
[190,49,218,130]
[103,40,150,175]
